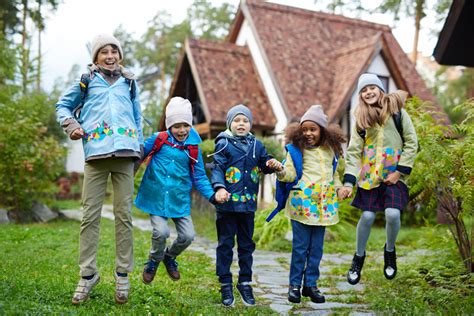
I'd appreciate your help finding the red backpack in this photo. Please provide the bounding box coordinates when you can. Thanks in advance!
[143,131,199,174]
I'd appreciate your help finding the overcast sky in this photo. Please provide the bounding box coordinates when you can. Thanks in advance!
[41,0,441,91]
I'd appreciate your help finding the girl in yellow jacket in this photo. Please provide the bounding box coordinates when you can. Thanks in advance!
[339,73,418,285]
[268,105,346,304]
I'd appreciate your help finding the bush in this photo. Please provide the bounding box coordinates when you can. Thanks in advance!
[0,93,66,219]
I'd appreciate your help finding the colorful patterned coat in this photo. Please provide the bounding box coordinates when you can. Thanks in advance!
[277,146,342,226]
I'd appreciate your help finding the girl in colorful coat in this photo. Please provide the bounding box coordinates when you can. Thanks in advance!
[135,97,228,286]
[211,104,282,307]
[56,34,143,305]
[271,105,346,304]
[338,73,418,285]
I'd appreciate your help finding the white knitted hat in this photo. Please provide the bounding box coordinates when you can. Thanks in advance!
[165,97,193,129]
[300,105,328,128]
[357,73,386,93]
[91,34,123,63]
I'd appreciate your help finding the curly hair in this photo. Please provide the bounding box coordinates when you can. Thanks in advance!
[284,122,346,155]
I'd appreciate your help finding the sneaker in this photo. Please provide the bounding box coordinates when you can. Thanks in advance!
[114,272,130,304]
[384,244,397,280]
[163,254,180,281]
[236,282,255,306]
[347,253,366,285]
[302,286,325,303]
[287,285,301,303]
[220,284,235,307]
[71,274,100,305]
[142,257,159,284]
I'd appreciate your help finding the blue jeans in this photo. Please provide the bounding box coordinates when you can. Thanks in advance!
[216,212,255,284]
[289,220,326,287]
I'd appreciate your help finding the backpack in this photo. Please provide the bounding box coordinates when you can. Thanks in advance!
[357,111,404,143]
[265,144,339,222]
[143,131,199,175]
[73,72,137,122]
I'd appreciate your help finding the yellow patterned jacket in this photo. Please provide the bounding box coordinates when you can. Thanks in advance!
[277,146,342,226]
[344,108,418,190]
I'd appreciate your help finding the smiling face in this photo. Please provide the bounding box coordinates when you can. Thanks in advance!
[95,44,120,70]
[170,123,191,142]
[230,114,251,136]
[301,121,321,147]
[360,85,383,106]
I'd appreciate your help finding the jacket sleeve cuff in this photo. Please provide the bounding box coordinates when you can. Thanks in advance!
[213,184,226,191]
[343,174,357,186]
[396,165,412,175]
[61,118,81,138]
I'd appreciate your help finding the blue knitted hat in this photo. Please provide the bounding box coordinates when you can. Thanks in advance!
[357,73,386,93]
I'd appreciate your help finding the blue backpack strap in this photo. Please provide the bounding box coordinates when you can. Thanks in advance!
[332,152,339,175]
[266,144,303,222]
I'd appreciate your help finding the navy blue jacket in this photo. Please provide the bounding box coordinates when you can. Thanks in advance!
[211,130,274,213]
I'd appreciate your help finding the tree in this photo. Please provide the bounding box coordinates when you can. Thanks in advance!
[407,97,473,272]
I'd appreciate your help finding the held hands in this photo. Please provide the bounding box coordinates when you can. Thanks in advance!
[384,171,401,185]
[70,128,85,140]
[338,186,353,200]
[266,158,284,172]
[215,188,230,203]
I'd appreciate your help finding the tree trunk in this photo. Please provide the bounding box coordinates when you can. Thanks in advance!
[411,0,424,65]
[36,0,42,92]
[21,0,28,94]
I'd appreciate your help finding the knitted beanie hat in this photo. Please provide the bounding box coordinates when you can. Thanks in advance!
[300,105,328,128]
[357,73,386,93]
[165,97,193,129]
[91,34,123,63]
[226,104,253,129]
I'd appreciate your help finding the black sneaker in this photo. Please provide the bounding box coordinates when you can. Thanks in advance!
[302,286,325,303]
[288,285,301,303]
[142,258,159,284]
[220,284,234,307]
[347,253,366,285]
[384,244,397,280]
[236,283,255,306]
[163,254,180,281]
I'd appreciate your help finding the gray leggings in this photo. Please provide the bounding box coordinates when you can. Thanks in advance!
[355,208,400,256]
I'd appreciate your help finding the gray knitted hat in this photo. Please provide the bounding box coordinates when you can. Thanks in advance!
[300,105,328,128]
[226,104,253,129]
[165,97,193,129]
[357,73,386,93]
[91,34,123,63]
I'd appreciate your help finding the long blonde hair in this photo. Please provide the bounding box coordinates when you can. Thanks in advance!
[354,90,405,131]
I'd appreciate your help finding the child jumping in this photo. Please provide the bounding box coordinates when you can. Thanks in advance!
[56,34,143,305]
[270,105,346,304]
[338,73,418,285]
[135,97,227,285]
[211,104,282,307]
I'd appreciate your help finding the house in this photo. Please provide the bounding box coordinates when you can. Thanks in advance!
[161,0,444,204]
[161,0,440,140]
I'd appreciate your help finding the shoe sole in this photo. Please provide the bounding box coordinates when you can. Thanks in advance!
[302,293,325,304]
[115,296,128,304]
[222,298,235,307]
[71,276,100,305]
[288,296,301,304]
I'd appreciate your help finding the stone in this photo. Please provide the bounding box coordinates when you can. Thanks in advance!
[31,201,58,222]
[0,209,10,224]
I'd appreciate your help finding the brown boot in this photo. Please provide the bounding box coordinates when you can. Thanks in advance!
[142,257,159,284]
[163,254,180,281]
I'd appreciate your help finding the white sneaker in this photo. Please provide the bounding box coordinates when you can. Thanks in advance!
[71,274,100,305]
[114,272,130,304]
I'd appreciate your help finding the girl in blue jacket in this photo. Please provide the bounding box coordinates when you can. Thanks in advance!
[56,34,143,305]
[211,104,282,307]
[136,97,228,286]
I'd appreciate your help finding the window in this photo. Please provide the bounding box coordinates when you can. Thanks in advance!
[379,75,389,92]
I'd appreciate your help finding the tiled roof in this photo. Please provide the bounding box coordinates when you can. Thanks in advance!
[187,38,276,128]
[237,0,440,122]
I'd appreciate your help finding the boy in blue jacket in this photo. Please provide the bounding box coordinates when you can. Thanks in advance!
[211,104,282,307]
[135,97,228,285]
[56,34,143,305]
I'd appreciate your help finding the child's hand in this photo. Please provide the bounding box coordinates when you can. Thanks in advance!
[215,188,230,203]
[70,128,84,140]
[338,186,353,200]
[266,158,283,171]
[384,171,400,185]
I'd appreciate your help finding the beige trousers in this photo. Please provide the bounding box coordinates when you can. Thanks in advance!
[79,157,134,276]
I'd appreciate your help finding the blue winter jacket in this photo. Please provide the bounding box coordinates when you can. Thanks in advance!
[211,130,274,213]
[135,128,215,218]
[56,73,144,159]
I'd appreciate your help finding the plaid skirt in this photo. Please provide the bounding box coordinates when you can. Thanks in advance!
[351,181,409,213]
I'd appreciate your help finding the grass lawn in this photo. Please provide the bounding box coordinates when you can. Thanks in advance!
[0,218,274,315]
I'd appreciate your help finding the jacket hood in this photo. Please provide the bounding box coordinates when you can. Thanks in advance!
[215,129,254,143]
